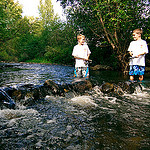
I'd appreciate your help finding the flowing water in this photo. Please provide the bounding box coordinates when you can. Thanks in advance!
[0,63,150,150]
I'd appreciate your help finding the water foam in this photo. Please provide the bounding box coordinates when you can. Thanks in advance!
[71,96,98,107]
[0,109,39,120]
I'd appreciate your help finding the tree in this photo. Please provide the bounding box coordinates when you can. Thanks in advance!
[38,0,76,64]
[39,0,59,27]
[0,0,22,44]
[0,0,23,61]
[0,0,44,62]
[0,0,77,64]
[58,0,150,72]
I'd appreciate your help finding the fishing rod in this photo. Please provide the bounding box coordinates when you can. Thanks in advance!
[129,56,138,59]
[129,55,144,59]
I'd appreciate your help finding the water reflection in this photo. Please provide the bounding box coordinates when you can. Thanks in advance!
[0,63,74,87]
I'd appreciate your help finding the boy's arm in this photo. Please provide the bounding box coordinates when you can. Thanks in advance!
[86,54,90,60]
[137,52,147,57]
[129,52,146,58]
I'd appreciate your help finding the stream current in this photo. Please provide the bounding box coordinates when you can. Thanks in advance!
[0,63,150,149]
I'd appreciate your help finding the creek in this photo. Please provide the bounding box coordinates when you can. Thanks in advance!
[0,62,150,149]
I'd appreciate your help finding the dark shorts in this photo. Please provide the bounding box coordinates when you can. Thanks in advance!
[74,67,89,78]
[129,65,145,76]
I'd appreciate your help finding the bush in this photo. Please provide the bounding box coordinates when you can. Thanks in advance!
[44,46,73,65]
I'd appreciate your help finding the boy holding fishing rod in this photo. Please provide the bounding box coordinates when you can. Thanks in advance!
[128,28,149,82]
[72,34,91,78]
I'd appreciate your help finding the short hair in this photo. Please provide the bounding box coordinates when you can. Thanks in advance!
[133,28,143,34]
[77,34,85,40]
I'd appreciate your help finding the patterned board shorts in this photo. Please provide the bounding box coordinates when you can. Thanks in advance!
[74,67,89,78]
[129,65,145,76]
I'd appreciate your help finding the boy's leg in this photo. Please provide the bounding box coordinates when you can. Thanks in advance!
[129,65,134,81]
[139,75,143,82]
[139,66,145,82]
[130,75,134,81]
[74,67,82,77]
[82,67,89,78]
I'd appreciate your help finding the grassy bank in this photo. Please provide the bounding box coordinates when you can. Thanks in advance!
[25,58,52,64]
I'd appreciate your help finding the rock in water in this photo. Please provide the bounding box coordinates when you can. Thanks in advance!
[100,82,114,93]
[0,89,15,109]
[44,79,63,95]
[71,80,93,94]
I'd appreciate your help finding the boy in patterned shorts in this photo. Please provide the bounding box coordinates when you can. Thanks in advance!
[72,34,91,78]
[128,28,149,82]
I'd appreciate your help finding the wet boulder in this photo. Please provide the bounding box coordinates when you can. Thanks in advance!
[100,82,126,95]
[4,84,41,106]
[56,79,93,95]
[32,85,48,100]
[11,90,22,100]
[100,82,114,93]
[131,82,143,94]
[71,80,93,94]
[21,91,36,106]
[117,81,136,94]
[0,89,15,109]
[118,81,143,94]
[100,81,143,95]
[113,84,124,95]
[11,84,51,106]
[44,79,64,96]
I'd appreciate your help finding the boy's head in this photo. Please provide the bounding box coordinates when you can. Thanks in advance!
[132,28,142,41]
[77,34,85,40]
[77,34,85,45]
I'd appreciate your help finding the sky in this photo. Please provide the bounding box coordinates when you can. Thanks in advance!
[14,0,65,20]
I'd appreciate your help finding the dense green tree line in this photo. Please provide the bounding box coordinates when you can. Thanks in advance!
[0,0,149,71]
[0,0,76,64]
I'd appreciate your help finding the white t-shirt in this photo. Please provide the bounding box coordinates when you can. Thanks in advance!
[72,43,91,67]
[128,40,148,66]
